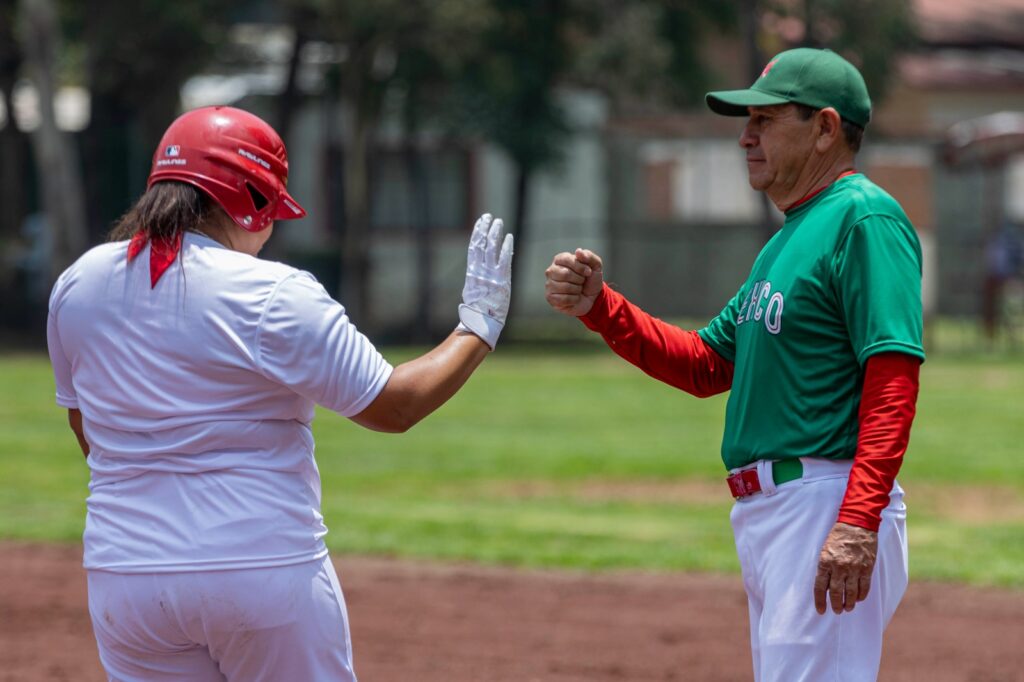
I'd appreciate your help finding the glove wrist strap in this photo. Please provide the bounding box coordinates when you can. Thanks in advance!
[457,304,503,350]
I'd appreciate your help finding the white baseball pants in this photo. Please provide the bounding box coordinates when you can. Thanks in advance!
[730,457,908,682]
[87,555,356,682]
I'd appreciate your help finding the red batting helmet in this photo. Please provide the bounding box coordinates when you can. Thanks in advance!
[147,106,306,232]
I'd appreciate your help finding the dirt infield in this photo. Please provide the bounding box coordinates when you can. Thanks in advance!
[2,542,1022,681]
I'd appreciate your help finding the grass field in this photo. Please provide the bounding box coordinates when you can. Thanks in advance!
[1,348,1022,587]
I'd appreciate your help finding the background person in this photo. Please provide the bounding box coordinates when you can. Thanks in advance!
[545,48,923,681]
[981,222,1024,341]
[47,105,512,682]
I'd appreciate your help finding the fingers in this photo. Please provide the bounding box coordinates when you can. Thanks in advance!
[829,572,845,614]
[470,213,492,253]
[546,263,587,286]
[486,217,505,266]
[546,293,583,312]
[814,564,873,615]
[844,576,861,612]
[574,247,603,273]
[857,574,871,603]
[813,567,830,615]
[548,251,593,278]
[498,233,514,275]
[814,522,879,616]
[815,566,854,615]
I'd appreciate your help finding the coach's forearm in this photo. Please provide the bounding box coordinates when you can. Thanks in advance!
[350,330,491,433]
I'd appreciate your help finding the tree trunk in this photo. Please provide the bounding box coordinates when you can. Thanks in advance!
[276,23,308,145]
[0,1,26,240]
[743,0,777,244]
[502,162,531,342]
[0,84,28,241]
[17,0,88,281]
[262,20,310,262]
[406,141,434,343]
[340,92,372,328]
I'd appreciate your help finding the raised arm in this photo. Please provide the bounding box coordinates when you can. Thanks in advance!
[349,332,489,433]
[545,248,733,397]
[351,214,513,433]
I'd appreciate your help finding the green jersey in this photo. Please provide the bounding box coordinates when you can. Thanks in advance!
[698,173,925,470]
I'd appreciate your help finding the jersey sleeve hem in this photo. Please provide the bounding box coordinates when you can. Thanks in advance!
[857,341,925,366]
[697,329,736,363]
[56,394,79,409]
[336,362,394,418]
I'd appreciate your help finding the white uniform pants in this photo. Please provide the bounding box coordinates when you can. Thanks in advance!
[87,555,356,682]
[730,458,908,682]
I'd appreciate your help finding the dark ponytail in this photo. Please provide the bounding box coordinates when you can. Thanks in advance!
[108,182,216,242]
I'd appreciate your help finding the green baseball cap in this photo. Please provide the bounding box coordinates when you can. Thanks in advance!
[705,48,871,128]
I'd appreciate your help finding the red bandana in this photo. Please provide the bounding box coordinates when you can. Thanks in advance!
[127,232,184,288]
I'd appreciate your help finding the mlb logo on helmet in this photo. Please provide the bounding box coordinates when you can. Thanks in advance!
[165,145,180,157]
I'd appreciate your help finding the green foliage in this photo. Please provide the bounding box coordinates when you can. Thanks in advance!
[1,349,1021,586]
[448,0,576,173]
[571,0,741,106]
[758,0,917,102]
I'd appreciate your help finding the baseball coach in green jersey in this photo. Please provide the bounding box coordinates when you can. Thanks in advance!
[544,48,924,681]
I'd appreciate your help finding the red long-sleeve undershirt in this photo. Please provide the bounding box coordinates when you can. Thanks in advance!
[580,283,919,531]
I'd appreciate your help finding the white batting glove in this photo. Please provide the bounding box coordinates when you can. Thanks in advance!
[457,213,513,349]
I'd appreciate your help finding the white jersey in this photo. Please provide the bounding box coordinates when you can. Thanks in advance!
[47,233,393,573]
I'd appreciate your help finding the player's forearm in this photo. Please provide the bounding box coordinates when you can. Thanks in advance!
[68,408,90,458]
[350,330,490,433]
[838,353,921,531]
[579,284,733,397]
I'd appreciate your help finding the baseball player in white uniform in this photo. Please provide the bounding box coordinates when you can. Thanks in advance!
[47,106,513,681]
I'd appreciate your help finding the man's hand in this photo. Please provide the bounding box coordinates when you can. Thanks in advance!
[814,521,878,614]
[458,213,513,350]
[544,248,604,317]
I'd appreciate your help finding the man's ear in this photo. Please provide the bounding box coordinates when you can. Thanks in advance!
[815,108,843,152]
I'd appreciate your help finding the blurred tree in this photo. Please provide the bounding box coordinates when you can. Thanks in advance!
[571,0,739,109]
[759,0,916,102]
[447,0,743,330]
[572,0,914,246]
[447,0,576,333]
[753,0,917,239]
[285,0,491,329]
[0,0,29,243]
[59,0,235,241]
[275,1,318,149]
[388,1,494,341]
[17,0,87,282]
[281,0,402,325]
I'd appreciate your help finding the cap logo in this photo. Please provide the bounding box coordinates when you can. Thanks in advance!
[759,59,779,79]
[164,145,180,157]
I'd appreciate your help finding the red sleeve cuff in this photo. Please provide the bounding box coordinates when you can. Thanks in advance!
[579,283,613,332]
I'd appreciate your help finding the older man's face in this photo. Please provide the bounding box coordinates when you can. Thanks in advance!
[739,104,817,198]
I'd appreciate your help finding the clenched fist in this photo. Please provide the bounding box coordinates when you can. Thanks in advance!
[544,248,604,317]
